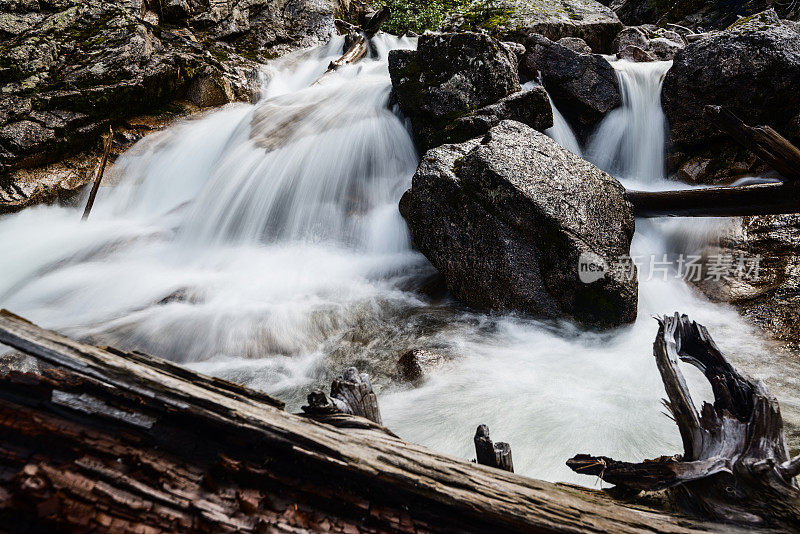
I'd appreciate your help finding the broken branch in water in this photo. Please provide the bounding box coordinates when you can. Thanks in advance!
[568,313,800,530]
[704,105,800,182]
[312,6,390,86]
[82,125,114,221]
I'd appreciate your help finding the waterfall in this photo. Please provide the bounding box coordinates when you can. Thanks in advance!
[523,80,582,156]
[585,60,672,189]
[0,38,795,485]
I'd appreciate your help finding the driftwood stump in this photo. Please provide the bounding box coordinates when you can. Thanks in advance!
[302,367,382,425]
[474,424,514,472]
[568,313,800,530]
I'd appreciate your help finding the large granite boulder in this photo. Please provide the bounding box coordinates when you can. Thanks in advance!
[399,120,638,328]
[520,34,620,137]
[0,0,337,181]
[442,0,623,53]
[661,10,800,182]
[389,32,552,152]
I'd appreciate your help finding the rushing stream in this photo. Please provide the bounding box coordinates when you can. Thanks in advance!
[1,35,798,484]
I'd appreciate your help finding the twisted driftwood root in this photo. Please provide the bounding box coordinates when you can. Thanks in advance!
[568,313,800,529]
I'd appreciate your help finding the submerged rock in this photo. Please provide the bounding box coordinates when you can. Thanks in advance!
[399,121,638,328]
[389,32,552,152]
[519,34,620,137]
[396,349,445,382]
[662,9,800,182]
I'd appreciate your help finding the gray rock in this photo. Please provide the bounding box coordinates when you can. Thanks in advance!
[662,9,800,179]
[162,0,191,22]
[0,0,336,176]
[557,36,593,54]
[520,34,621,136]
[612,0,799,30]
[399,120,637,328]
[617,44,656,62]
[648,36,682,59]
[186,66,235,107]
[390,32,550,151]
[501,0,624,53]
[612,26,648,53]
[442,87,554,147]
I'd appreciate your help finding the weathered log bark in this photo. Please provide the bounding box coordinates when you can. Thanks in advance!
[82,125,114,221]
[474,424,514,472]
[568,313,800,530]
[0,309,754,533]
[627,182,800,217]
[704,105,800,182]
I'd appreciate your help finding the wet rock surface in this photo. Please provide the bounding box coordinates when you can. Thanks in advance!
[662,10,800,183]
[389,32,552,152]
[695,214,800,353]
[519,34,620,137]
[0,0,337,190]
[399,120,637,328]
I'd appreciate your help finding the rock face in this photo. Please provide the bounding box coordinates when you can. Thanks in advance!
[399,120,638,328]
[611,0,800,30]
[519,34,620,136]
[662,10,800,182]
[694,214,800,353]
[389,32,552,152]
[612,26,684,61]
[0,0,337,179]
[501,0,623,53]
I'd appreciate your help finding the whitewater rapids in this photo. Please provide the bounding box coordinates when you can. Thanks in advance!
[1,36,798,484]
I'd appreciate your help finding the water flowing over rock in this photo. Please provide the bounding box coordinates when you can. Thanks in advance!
[389,32,552,152]
[662,10,800,182]
[519,34,620,137]
[0,0,337,180]
[399,120,638,328]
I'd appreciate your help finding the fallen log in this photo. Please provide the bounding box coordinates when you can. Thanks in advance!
[311,6,390,86]
[704,105,800,182]
[627,181,800,217]
[568,313,800,530]
[0,309,751,533]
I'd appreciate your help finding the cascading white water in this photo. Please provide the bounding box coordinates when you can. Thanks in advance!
[586,60,671,188]
[523,80,582,156]
[1,39,797,484]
